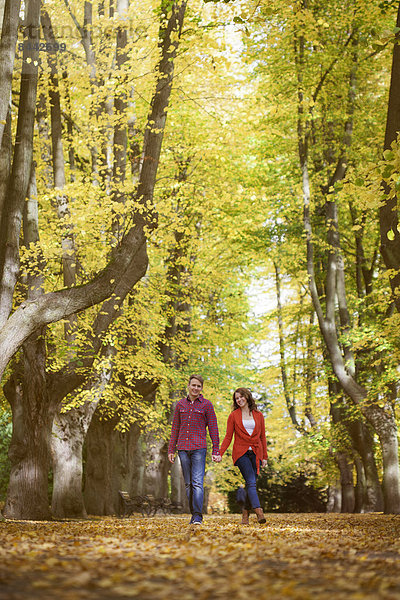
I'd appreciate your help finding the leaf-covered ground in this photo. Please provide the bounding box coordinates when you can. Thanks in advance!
[0,513,400,599]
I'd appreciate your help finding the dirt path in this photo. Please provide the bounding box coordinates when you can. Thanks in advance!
[0,513,399,599]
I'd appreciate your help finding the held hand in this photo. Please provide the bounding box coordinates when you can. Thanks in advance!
[168,453,175,463]
[212,454,222,463]
[261,459,268,468]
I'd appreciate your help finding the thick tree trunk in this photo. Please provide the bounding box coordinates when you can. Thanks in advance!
[51,352,114,518]
[363,403,400,514]
[142,432,169,498]
[84,415,143,515]
[3,331,53,520]
[345,416,384,512]
[330,391,383,513]
[51,411,88,519]
[2,165,51,521]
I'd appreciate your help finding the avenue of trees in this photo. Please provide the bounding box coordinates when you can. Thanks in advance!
[1,0,400,519]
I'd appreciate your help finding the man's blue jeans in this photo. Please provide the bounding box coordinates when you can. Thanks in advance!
[178,448,207,521]
[235,450,261,510]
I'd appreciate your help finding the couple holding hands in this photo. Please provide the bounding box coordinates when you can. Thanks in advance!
[168,374,268,526]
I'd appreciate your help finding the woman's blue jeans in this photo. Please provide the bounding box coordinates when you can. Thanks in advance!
[235,450,261,510]
[178,448,207,521]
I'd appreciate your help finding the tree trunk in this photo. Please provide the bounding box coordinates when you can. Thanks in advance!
[84,414,143,515]
[0,0,21,149]
[380,3,400,307]
[143,432,169,498]
[345,416,384,512]
[330,388,383,513]
[363,403,400,514]
[51,355,114,518]
[335,452,355,513]
[170,458,189,511]
[0,0,41,326]
[3,330,53,520]
[354,455,367,514]
[326,484,341,513]
[0,106,11,220]
[2,164,52,521]
[51,411,88,519]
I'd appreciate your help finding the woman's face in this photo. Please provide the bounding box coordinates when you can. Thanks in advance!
[235,392,248,408]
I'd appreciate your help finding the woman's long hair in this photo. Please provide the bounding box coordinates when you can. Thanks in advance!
[232,388,257,412]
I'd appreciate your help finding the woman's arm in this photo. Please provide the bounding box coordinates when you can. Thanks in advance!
[219,413,235,456]
[259,413,268,460]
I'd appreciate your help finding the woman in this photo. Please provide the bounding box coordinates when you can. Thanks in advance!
[220,388,268,524]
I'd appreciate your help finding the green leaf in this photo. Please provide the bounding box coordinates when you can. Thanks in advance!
[383,149,395,160]
[382,164,395,179]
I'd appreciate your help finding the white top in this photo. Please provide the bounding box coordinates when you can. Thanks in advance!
[242,415,255,446]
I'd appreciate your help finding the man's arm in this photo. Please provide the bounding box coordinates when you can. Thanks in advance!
[168,404,181,462]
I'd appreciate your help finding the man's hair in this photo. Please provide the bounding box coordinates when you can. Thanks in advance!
[189,374,204,386]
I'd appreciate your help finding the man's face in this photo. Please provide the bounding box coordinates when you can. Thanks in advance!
[188,378,203,400]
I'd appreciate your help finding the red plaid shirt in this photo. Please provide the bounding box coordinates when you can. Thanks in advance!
[168,395,220,454]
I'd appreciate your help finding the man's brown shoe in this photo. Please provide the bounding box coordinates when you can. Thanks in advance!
[241,509,249,525]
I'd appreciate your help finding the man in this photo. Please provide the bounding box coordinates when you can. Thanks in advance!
[168,374,221,525]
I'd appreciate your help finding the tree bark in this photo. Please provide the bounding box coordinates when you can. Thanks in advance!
[51,356,113,519]
[0,0,21,149]
[380,3,400,308]
[0,106,11,223]
[0,0,41,326]
[170,457,189,512]
[143,431,169,499]
[354,455,367,514]
[335,451,355,513]
[326,483,341,513]
[84,414,143,515]
[363,402,400,514]
[3,329,53,520]
[329,380,383,513]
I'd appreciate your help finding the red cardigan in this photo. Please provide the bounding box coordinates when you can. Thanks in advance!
[220,409,268,473]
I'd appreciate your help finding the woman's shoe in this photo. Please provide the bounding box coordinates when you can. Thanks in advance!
[255,507,266,524]
[241,509,249,525]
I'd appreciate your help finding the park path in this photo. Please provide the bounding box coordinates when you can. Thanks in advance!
[0,513,399,599]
